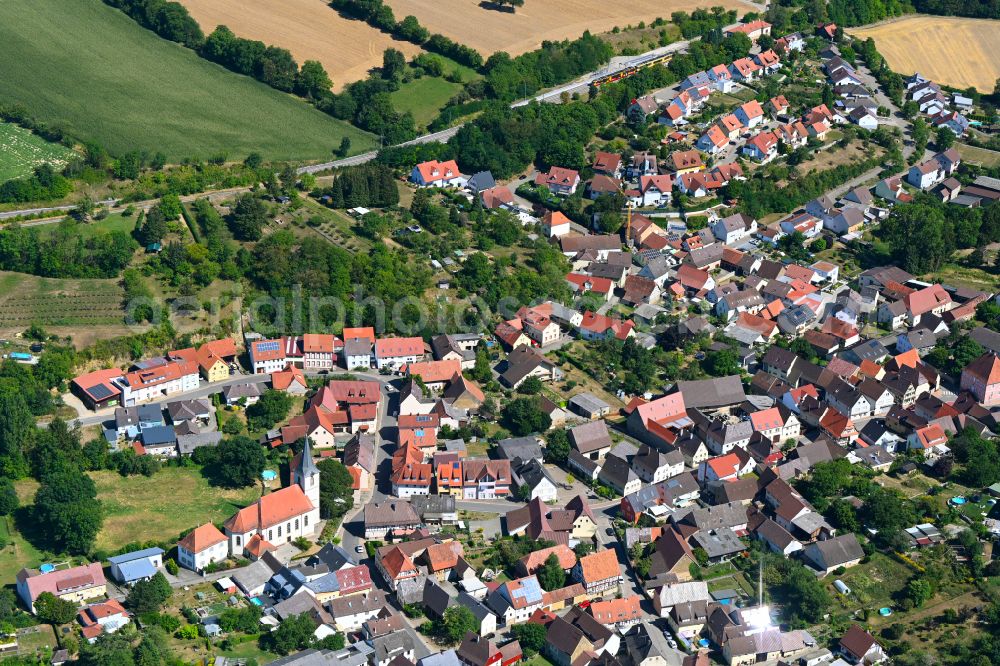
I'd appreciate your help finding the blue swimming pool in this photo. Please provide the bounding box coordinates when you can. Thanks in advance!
[261,470,277,481]
[250,597,264,607]
[879,607,893,616]
[951,496,967,505]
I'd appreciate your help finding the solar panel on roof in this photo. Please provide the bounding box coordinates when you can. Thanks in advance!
[258,341,280,352]
[88,384,114,400]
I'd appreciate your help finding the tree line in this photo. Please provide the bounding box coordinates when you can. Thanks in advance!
[480,32,614,101]
[670,8,739,39]
[0,217,136,278]
[875,193,1000,274]
[330,0,484,69]
[825,0,912,27]
[912,0,1000,18]
[0,164,73,204]
[319,164,400,209]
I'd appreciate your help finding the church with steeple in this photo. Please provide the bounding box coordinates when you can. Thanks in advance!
[223,439,321,557]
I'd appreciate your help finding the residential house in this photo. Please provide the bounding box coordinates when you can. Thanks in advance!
[497,347,561,389]
[802,534,864,575]
[411,160,466,187]
[487,576,545,625]
[960,352,1000,406]
[711,213,757,244]
[535,167,581,196]
[572,549,622,597]
[736,100,765,129]
[364,501,421,539]
[17,563,107,614]
[838,625,888,664]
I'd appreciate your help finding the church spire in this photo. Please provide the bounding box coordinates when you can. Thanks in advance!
[296,438,321,508]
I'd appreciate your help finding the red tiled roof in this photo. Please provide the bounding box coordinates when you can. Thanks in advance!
[589,595,642,624]
[342,327,377,343]
[520,544,577,573]
[179,523,227,553]
[415,160,461,184]
[905,284,951,316]
[404,359,462,384]
[375,337,425,358]
[225,485,315,534]
[566,273,613,294]
[123,359,198,389]
[964,352,1000,385]
[577,548,620,583]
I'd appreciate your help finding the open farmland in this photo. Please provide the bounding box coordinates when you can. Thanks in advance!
[849,15,1000,92]
[0,271,126,334]
[0,124,76,182]
[0,0,373,162]
[381,0,748,56]
[178,0,423,90]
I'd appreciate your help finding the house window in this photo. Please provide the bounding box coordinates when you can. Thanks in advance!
[235,536,241,547]
[295,519,299,530]
[268,530,273,541]
[304,515,309,526]
[277,525,282,538]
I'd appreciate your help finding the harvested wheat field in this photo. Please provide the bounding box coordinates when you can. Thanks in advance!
[850,15,1000,92]
[179,0,423,89]
[382,0,749,56]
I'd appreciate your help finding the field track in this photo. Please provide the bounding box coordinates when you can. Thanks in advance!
[381,0,750,56]
[849,15,1000,92]
[178,0,423,90]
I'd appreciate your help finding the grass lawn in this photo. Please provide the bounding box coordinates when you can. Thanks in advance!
[924,262,999,292]
[391,76,465,129]
[89,467,261,552]
[0,123,76,181]
[521,654,556,666]
[957,142,1000,167]
[834,553,912,609]
[33,212,137,241]
[0,0,374,162]
[0,512,46,585]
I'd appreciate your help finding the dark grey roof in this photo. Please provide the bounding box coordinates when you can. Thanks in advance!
[568,392,610,414]
[514,458,556,491]
[166,398,212,423]
[623,622,685,666]
[343,339,373,358]
[570,420,612,454]
[497,436,544,462]
[675,375,747,409]
[599,453,638,491]
[364,501,420,528]
[344,433,376,472]
[691,528,745,558]
[304,543,356,574]
[467,171,496,193]
[411,495,456,518]
[370,630,416,663]
[177,431,222,454]
[297,438,320,481]
[498,348,550,388]
[805,533,864,569]
[422,578,455,617]
[141,425,176,446]
[223,382,263,399]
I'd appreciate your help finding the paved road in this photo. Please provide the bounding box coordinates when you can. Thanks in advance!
[294,24,762,176]
[4,186,256,229]
[0,198,116,221]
